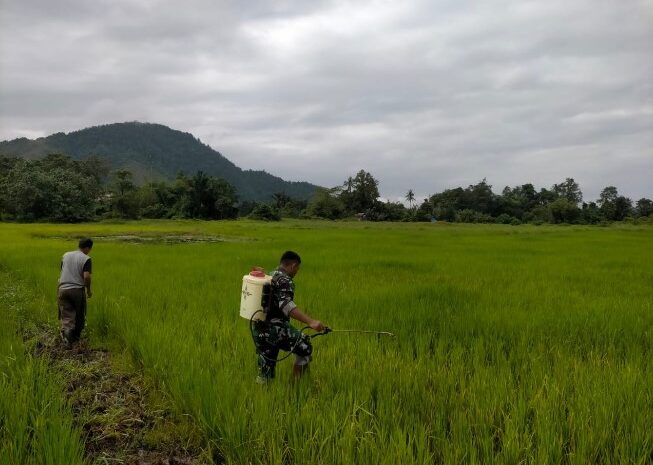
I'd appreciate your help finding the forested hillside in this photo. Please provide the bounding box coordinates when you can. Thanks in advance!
[0,122,317,201]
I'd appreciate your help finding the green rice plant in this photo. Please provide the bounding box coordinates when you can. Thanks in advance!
[0,272,85,465]
[0,220,651,464]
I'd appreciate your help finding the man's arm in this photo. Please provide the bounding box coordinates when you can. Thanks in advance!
[276,275,326,331]
[84,272,92,297]
[289,307,324,331]
[83,258,92,297]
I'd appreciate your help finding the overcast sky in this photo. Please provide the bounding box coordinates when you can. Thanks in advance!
[1,0,651,201]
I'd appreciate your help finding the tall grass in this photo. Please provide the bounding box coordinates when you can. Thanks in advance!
[0,272,85,465]
[0,220,651,464]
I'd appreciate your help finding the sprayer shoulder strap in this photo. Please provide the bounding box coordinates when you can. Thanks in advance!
[267,271,294,321]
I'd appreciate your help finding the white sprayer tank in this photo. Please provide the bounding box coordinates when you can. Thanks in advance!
[240,271,271,321]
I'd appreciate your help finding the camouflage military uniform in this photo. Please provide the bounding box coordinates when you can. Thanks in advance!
[252,267,312,380]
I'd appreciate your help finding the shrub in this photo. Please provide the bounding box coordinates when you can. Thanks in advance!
[455,209,495,223]
[496,213,513,224]
[249,203,280,221]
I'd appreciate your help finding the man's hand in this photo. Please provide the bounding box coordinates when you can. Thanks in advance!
[289,308,326,331]
[87,290,93,298]
[309,320,325,332]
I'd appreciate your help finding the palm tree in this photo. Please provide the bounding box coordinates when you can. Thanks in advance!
[405,189,415,209]
[344,176,354,193]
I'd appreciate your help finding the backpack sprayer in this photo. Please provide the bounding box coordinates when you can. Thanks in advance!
[240,270,394,363]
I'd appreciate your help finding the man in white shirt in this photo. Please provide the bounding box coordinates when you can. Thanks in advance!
[58,237,93,348]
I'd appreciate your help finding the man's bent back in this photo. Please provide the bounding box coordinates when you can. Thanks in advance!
[58,237,93,348]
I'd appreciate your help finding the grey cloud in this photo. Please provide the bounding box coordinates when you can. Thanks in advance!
[1,0,651,202]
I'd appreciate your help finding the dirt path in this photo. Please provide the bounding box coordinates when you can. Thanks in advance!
[25,325,211,465]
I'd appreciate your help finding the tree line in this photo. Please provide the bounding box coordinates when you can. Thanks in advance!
[0,154,651,224]
[308,170,652,224]
[0,154,238,222]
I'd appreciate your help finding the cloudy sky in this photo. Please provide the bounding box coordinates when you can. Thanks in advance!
[1,0,651,201]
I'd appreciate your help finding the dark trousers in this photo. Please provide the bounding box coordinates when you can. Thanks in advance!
[252,321,313,379]
[57,287,87,342]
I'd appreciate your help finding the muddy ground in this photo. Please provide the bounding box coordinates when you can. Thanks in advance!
[24,325,213,465]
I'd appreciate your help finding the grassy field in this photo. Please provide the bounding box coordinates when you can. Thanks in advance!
[0,271,85,465]
[0,220,652,464]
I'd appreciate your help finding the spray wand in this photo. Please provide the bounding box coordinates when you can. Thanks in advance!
[250,311,395,364]
[309,327,395,338]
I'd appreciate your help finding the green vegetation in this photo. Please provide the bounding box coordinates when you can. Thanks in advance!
[2,124,651,225]
[310,172,652,224]
[0,155,239,222]
[0,272,85,465]
[0,220,651,464]
[3,156,650,226]
[0,122,318,201]
[0,154,107,222]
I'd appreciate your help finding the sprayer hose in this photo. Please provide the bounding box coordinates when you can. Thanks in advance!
[249,310,313,363]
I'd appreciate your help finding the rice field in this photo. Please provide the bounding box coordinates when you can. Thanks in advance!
[0,272,85,465]
[1,220,652,464]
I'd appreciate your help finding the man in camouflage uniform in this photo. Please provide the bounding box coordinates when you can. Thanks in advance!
[252,251,326,383]
[58,237,93,348]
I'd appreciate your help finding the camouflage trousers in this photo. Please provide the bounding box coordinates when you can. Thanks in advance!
[252,320,312,380]
[57,287,86,343]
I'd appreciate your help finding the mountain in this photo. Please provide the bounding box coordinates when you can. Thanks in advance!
[0,122,318,201]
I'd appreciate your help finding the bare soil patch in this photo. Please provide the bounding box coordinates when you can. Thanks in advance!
[24,325,211,465]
